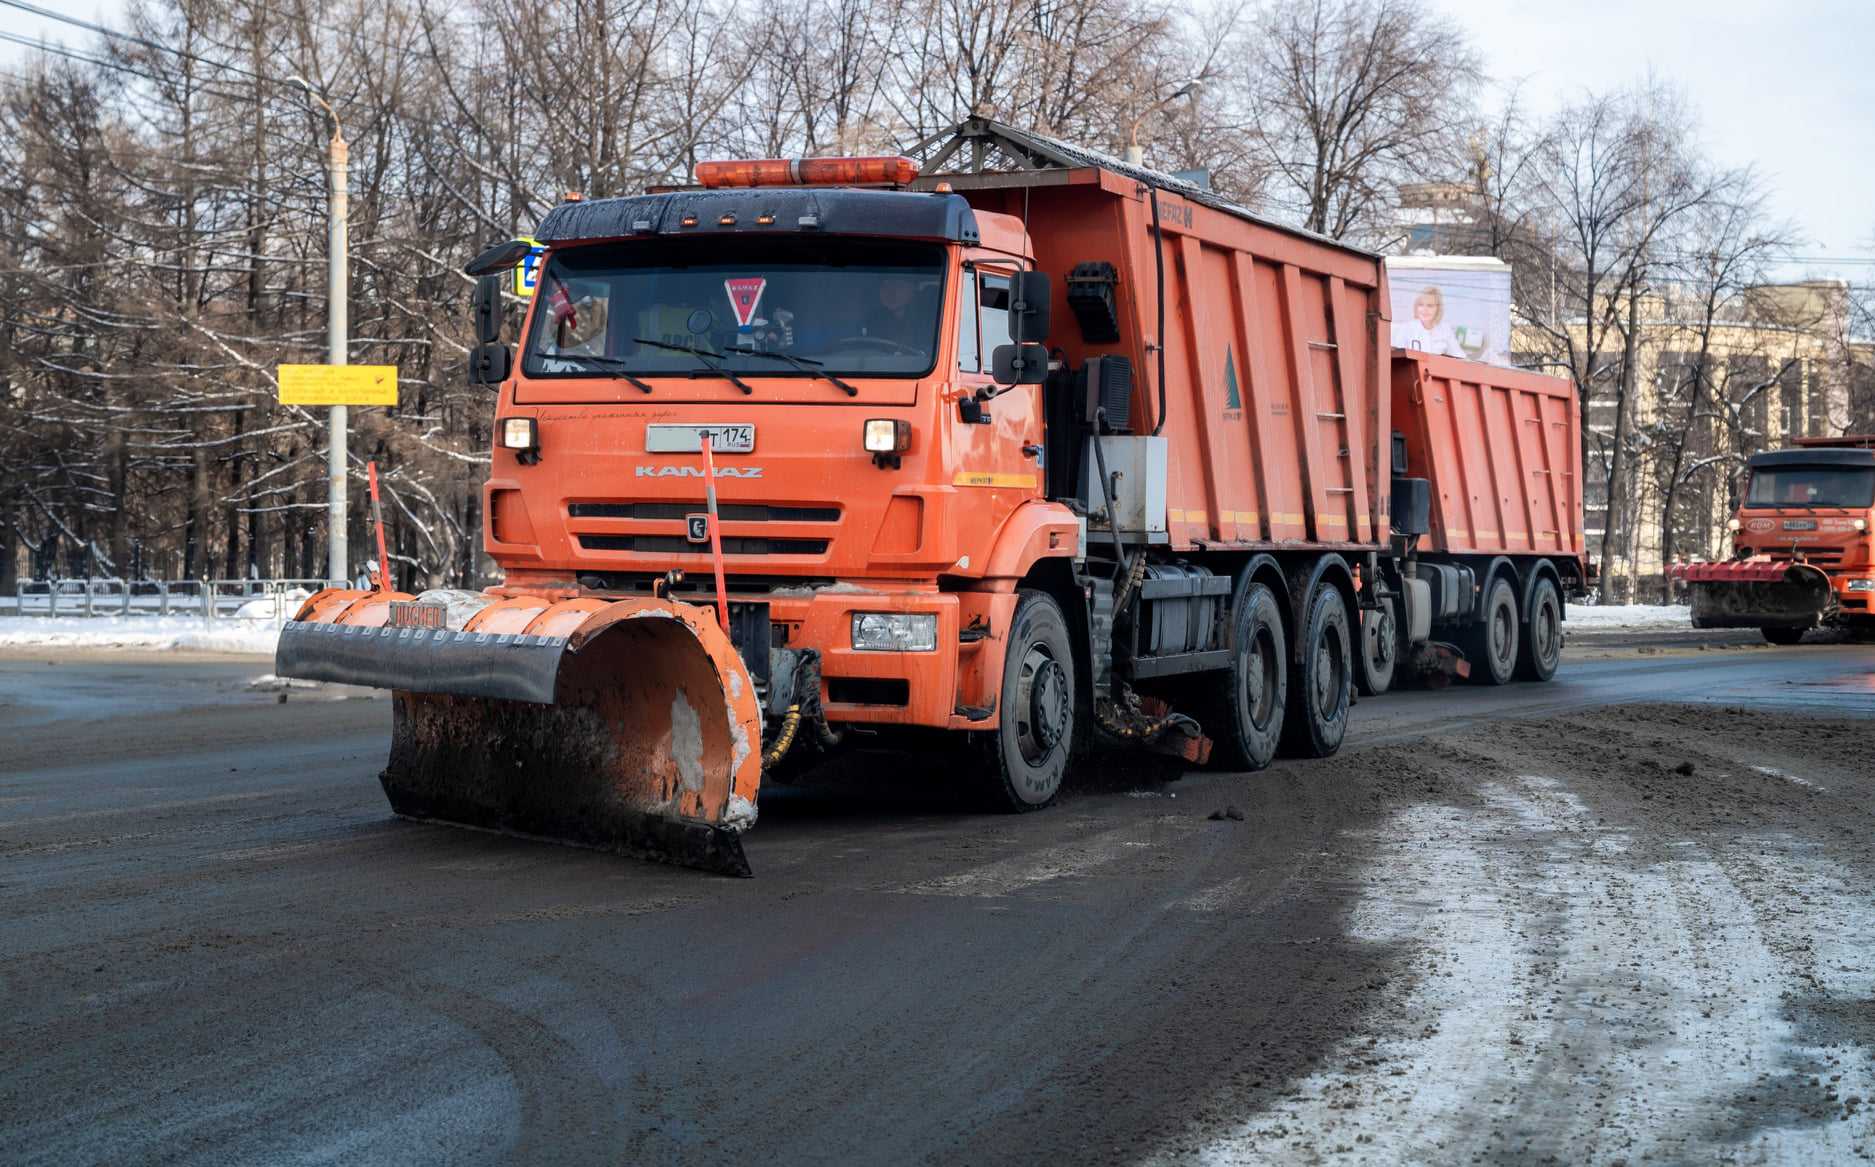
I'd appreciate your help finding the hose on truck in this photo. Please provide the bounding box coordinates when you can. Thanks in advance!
[761,648,840,773]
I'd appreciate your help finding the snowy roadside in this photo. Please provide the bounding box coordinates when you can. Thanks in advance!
[1565,602,1690,631]
[0,616,280,655]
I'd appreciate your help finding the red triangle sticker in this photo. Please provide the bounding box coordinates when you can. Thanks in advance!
[725,278,766,328]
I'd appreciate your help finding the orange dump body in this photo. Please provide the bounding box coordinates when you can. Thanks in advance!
[1389,351,1584,560]
[961,171,1392,549]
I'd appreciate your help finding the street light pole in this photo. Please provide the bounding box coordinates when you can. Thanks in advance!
[1126,79,1203,168]
[291,76,349,586]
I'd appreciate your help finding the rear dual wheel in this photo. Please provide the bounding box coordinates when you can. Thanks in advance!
[1356,597,1398,696]
[1517,577,1562,682]
[1466,576,1520,686]
[1280,582,1352,758]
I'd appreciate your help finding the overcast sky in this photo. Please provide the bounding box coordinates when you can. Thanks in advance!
[1426,0,1875,283]
[3,0,1871,284]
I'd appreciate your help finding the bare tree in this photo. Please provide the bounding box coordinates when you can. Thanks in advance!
[1238,0,1481,241]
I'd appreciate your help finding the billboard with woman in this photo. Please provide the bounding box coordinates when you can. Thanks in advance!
[1384,256,1513,368]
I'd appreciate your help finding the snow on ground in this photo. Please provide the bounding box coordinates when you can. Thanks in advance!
[0,616,280,655]
[1565,602,1691,630]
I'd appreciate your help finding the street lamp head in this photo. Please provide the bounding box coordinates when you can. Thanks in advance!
[285,74,343,142]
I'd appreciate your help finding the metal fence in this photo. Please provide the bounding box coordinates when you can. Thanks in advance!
[5,578,342,624]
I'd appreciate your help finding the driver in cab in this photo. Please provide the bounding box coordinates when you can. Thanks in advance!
[856,276,938,357]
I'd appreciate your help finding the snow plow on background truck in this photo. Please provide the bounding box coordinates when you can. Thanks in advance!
[1670,435,1875,644]
[276,119,1583,876]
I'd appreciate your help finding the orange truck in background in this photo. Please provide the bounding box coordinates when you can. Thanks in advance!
[275,120,1583,875]
[1672,435,1875,643]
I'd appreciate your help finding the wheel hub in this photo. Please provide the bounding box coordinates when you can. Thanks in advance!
[1029,657,1069,751]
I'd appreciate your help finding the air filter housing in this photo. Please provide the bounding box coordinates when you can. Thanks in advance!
[1078,356,1135,433]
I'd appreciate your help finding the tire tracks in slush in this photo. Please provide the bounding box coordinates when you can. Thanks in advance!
[1171,758,1875,1165]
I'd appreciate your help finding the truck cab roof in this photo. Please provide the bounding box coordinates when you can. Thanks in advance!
[532,187,982,248]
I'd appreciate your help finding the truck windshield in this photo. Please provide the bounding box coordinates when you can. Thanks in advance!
[523,236,945,380]
[1746,466,1875,508]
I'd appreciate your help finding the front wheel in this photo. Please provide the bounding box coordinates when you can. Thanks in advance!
[1280,581,1352,759]
[1762,625,1806,646]
[977,590,1075,810]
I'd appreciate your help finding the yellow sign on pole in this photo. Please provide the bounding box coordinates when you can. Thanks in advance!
[278,364,399,406]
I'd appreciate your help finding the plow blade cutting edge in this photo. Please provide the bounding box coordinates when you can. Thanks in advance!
[1673,560,1835,630]
[276,589,765,876]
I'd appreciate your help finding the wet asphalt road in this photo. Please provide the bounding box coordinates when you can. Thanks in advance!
[3,639,1874,1164]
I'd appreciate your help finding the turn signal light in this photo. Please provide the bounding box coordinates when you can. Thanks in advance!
[696,156,920,188]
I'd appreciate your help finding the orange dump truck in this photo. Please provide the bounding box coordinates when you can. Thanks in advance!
[276,120,1583,875]
[1671,435,1875,643]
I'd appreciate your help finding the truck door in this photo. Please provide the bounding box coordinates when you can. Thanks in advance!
[952,262,1044,506]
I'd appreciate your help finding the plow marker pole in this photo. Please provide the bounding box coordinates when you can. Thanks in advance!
[701,434,730,630]
[368,461,391,592]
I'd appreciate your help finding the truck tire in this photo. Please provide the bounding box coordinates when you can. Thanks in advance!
[1280,581,1352,759]
[1516,576,1562,682]
[1762,625,1806,646]
[1355,597,1398,696]
[1206,581,1288,771]
[1466,576,1519,686]
[978,589,1074,811]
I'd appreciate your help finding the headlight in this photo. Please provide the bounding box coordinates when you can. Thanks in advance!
[1856,519,1869,533]
[1727,518,1742,532]
[1848,579,1875,592]
[501,416,538,452]
[851,612,937,652]
[863,419,912,454]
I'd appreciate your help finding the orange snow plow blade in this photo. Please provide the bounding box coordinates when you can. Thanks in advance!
[1670,559,1835,631]
[276,588,765,876]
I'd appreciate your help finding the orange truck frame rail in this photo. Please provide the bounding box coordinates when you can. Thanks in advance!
[275,119,1584,875]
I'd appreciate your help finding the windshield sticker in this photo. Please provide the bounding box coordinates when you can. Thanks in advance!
[724,278,766,329]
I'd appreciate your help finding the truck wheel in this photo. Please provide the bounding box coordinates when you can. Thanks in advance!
[978,590,1074,811]
[1762,626,1806,646]
[1466,576,1519,686]
[1355,597,1398,696]
[1207,581,1288,771]
[1516,577,1562,682]
[1280,581,1351,759]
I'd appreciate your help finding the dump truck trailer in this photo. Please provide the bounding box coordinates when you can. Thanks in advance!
[1670,435,1875,644]
[276,120,1583,875]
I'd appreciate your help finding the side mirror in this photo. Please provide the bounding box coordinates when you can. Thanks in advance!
[468,341,512,385]
[1010,271,1052,343]
[992,342,1049,386]
[472,274,503,345]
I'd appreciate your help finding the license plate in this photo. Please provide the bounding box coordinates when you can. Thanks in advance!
[646,424,755,454]
[1783,519,1817,531]
[389,600,447,630]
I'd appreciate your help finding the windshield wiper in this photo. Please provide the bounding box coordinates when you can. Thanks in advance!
[632,337,753,394]
[731,349,859,397]
[550,354,653,393]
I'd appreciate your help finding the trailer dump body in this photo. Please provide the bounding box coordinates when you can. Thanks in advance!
[1390,352,1582,559]
[275,119,1583,875]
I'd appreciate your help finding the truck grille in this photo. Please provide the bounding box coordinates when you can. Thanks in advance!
[569,501,840,523]
[577,534,830,556]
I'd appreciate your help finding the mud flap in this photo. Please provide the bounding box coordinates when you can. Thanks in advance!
[276,590,764,876]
